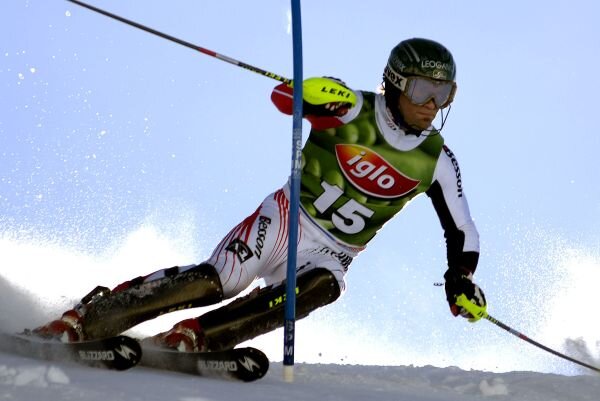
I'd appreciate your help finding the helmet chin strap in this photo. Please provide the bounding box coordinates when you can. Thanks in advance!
[434,104,452,134]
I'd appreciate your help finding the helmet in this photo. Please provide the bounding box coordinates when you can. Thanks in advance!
[384,38,456,86]
[383,38,456,133]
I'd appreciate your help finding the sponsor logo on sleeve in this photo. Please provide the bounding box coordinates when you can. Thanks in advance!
[443,145,463,197]
[254,216,271,260]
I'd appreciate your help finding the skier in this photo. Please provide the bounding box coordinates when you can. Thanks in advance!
[34,38,487,352]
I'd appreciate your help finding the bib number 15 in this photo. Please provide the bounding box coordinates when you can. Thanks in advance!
[313,181,374,234]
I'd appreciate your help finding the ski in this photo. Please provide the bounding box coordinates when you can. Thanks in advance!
[0,332,142,371]
[139,345,269,382]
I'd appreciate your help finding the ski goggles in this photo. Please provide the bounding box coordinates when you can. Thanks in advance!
[384,65,457,108]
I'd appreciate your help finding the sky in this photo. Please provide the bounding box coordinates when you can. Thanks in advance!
[1,0,600,376]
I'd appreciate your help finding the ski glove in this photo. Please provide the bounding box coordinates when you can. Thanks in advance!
[444,268,487,322]
[299,77,357,117]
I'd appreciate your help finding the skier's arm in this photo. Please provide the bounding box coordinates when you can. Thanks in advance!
[270,77,362,130]
[426,145,486,319]
[426,145,480,275]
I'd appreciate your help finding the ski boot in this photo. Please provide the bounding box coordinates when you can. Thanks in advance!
[146,318,206,352]
[31,285,111,342]
[31,309,85,342]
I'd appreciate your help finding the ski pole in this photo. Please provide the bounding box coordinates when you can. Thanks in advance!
[66,0,291,84]
[456,294,600,373]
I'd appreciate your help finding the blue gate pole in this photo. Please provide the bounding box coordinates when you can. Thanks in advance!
[283,0,303,383]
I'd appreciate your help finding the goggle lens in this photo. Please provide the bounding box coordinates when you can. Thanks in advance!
[404,76,456,108]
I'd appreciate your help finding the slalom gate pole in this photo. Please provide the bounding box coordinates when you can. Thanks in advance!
[456,295,600,373]
[283,0,303,383]
[66,0,291,84]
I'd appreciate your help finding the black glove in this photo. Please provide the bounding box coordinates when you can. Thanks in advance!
[444,268,487,320]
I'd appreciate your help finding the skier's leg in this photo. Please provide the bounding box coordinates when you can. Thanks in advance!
[147,190,293,351]
[205,189,290,298]
[152,205,356,351]
[33,263,224,341]
[153,267,341,352]
[84,187,288,339]
[33,189,288,342]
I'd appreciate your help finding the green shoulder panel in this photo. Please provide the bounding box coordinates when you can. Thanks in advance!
[300,92,444,247]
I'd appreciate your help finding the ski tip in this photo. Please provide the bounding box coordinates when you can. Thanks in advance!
[232,347,269,382]
[109,335,143,370]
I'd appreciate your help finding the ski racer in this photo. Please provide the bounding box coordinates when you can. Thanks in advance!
[34,38,487,352]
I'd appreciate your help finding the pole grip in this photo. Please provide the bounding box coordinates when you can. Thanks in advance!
[455,294,488,322]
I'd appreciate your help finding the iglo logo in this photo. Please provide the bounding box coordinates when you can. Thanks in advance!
[335,144,420,199]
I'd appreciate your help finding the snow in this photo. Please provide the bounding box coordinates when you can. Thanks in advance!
[0,351,598,401]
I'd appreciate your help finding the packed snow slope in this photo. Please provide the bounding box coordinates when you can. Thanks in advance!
[0,350,598,401]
